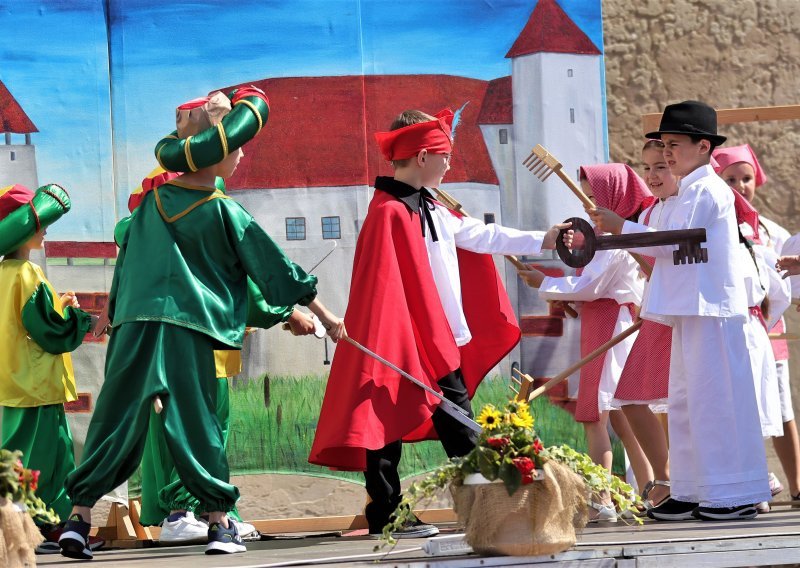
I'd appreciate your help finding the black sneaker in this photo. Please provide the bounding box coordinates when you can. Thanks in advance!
[647,498,699,521]
[369,519,439,539]
[58,514,93,560]
[693,504,758,521]
[205,520,247,554]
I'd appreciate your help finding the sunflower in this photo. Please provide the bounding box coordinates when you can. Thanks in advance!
[477,406,503,430]
[510,409,534,429]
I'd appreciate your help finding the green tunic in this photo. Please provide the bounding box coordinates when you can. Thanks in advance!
[66,180,316,512]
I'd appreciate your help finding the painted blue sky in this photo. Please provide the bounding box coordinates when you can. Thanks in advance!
[0,0,603,240]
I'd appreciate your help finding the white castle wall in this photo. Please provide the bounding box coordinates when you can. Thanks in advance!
[0,143,38,190]
[511,52,605,231]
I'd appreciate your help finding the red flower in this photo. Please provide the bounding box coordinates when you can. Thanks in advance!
[486,437,510,449]
[512,457,535,475]
[30,470,40,491]
[521,473,534,484]
[532,439,544,454]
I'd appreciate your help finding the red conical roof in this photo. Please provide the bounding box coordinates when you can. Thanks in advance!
[0,80,38,134]
[506,0,601,58]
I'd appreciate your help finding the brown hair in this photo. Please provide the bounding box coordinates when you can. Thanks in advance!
[389,110,435,168]
[642,139,665,151]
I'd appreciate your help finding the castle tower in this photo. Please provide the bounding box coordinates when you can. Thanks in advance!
[0,80,39,189]
[506,0,604,231]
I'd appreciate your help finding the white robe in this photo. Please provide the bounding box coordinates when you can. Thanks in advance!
[621,164,769,507]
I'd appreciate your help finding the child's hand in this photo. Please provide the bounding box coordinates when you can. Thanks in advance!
[60,291,79,309]
[776,255,800,278]
[286,310,316,336]
[588,208,625,235]
[542,222,573,250]
[320,315,346,343]
[518,264,546,289]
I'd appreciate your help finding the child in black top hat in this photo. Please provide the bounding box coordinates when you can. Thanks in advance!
[590,101,770,521]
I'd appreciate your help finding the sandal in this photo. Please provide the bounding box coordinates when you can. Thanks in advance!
[643,480,671,510]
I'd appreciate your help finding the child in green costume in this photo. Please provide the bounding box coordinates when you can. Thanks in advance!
[0,184,103,553]
[59,87,345,559]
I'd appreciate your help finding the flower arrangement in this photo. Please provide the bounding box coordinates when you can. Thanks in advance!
[0,449,59,525]
[378,399,642,547]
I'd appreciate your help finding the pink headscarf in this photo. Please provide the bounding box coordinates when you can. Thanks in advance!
[711,144,762,241]
[712,143,767,187]
[579,164,654,219]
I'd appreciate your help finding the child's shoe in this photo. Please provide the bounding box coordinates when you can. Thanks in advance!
[159,511,208,544]
[58,514,94,560]
[647,498,698,521]
[768,472,784,496]
[205,520,246,554]
[368,518,439,539]
[692,503,758,521]
[588,501,617,523]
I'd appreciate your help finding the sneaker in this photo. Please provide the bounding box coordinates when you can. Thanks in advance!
[59,514,93,560]
[756,501,770,514]
[369,519,439,539]
[205,520,247,554]
[38,522,104,555]
[159,511,208,545]
[693,504,758,521]
[234,520,261,541]
[768,472,784,497]
[589,501,618,523]
[647,498,699,521]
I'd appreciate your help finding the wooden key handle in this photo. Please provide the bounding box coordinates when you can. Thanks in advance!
[556,217,595,268]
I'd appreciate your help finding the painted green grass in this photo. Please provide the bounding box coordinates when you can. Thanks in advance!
[129,373,624,495]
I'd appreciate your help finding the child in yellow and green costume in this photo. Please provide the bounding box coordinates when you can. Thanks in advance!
[59,87,345,560]
[0,183,93,526]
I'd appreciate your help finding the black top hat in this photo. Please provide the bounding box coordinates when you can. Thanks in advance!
[645,100,726,146]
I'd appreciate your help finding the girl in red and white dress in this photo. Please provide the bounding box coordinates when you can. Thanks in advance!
[713,144,798,501]
[520,164,654,522]
[611,140,677,510]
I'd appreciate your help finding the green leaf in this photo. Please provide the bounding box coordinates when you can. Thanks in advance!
[498,461,522,496]
[476,446,500,479]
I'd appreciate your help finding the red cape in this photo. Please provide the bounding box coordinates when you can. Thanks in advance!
[308,189,520,471]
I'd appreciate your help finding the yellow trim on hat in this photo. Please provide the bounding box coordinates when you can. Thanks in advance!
[233,99,263,134]
[216,123,229,159]
[184,136,198,172]
[0,185,14,198]
[154,187,229,223]
[155,136,177,170]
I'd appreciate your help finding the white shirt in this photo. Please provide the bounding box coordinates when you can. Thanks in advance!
[622,164,748,319]
[759,216,791,254]
[425,203,546,346]
[781,232,800,298]
[537,248,644,306]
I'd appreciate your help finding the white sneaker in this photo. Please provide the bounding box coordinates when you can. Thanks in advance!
[588,501,617,523]
[235,520,261,541]
[159,512,209,544]
[768,472,784,496]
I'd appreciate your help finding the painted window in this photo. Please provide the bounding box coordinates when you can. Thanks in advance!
[567,68,573,77]
[321,216,341,239]
[569,108,575,123]
[9,151,15,161]
[286,217,306,240]
[484,213,496,224]
[499,128,508,144]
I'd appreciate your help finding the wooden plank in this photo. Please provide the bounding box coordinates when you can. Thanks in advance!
[249,507,458,534]
[642,104,800,135]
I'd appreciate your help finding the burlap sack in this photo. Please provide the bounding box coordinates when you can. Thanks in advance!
[451,460,587,556]
[0,498,42,567]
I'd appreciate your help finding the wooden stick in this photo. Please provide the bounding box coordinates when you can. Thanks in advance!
[643,104,800,135]
[524,319,644,402]
[769,333,799,341]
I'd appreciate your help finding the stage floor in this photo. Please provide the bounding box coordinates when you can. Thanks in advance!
[38,507,800,567]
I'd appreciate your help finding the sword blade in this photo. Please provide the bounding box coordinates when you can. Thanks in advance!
[343,337,482,434]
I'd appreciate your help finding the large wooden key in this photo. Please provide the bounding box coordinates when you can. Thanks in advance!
[556,217,708,268]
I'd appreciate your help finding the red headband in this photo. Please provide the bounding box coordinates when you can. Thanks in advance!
[374,109,454,161]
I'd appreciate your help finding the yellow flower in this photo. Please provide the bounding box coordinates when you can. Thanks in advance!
[510,409,534,429]
[477,406,503,431]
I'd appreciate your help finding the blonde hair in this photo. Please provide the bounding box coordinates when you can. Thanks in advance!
[389,110,436,168]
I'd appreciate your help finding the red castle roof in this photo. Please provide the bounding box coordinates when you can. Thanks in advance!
[0,80,38,134]
[477,77,513,125]
[506,0,601,58]
[226,75,498,190]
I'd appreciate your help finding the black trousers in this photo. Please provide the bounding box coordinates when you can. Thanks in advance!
[363,368,477,532]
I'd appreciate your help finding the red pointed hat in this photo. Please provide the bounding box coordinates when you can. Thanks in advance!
[374,109,454,161]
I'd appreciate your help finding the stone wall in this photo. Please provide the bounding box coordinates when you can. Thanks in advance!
[603,0,800,491]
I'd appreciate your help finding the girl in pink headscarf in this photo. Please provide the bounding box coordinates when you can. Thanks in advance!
[520,163,654,522]
[713,144,799,506]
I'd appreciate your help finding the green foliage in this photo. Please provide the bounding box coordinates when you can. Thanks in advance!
[0,449,59,525]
